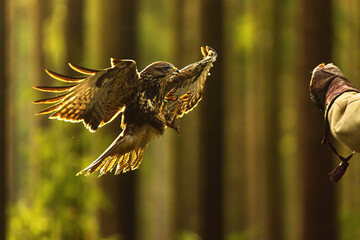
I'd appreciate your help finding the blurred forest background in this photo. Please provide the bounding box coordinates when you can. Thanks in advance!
[1,0,360,239]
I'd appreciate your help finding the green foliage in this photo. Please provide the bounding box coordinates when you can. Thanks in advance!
[137,0,173,65]
[233,13,255,55]
[43,1,66,67]
[9,124,104,240]
[8,0,106,238]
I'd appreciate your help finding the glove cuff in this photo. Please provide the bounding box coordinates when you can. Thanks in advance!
[325,77,359,109]
[310,63,359,111]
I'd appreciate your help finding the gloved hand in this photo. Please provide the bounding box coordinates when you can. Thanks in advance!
[310,63,359,182]
[310,63,358,111]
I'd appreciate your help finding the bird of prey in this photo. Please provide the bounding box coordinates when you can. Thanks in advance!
[34,46,217,176]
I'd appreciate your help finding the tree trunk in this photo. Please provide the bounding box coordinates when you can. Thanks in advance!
[297,0,337,239]
[172,0,202,237]
[262,1,284,239]
[0,0,7,238]
[199,0,224,239]
[222,1,248,237]
[65,0,84,64]
[90,1,137,239]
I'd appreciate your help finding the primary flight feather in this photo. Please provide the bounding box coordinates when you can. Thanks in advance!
[34,46,217,176]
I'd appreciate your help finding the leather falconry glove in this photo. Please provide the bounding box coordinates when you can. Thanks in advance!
[310,63,359,183]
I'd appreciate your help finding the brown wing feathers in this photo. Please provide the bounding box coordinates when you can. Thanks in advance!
[34,64,107,131]
[68,62,100,75]
[166,46,216,118]
[46,82,119,132]
[34,60,137,132]
[44,69,87,83]
[33,85,77,93]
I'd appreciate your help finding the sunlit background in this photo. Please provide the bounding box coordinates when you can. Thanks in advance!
[1,0,360,239]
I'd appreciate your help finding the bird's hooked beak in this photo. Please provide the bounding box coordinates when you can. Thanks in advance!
[172,67,180,75]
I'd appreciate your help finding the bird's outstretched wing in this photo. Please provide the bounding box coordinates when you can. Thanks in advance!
[166,46,217,118]
[33,59,140,132]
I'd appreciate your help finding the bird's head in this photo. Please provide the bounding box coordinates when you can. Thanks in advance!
[140,61,179,83]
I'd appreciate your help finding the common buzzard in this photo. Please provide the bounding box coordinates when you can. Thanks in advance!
[34,46,217,176]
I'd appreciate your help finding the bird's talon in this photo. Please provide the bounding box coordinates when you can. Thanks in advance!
[164,89,177,102]
[178,91,192,102]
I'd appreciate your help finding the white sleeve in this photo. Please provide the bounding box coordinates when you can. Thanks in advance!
[327,91,360,152]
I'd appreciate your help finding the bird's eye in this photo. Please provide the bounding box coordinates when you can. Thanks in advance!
[160,66,172,72]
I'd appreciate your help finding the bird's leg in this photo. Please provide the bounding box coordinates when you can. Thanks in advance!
[149,114,166,135]
[161,88,177,115]
[170,91,192,117]
[165,91,192,134]
[165,114,181,134]
[162,89,180,133]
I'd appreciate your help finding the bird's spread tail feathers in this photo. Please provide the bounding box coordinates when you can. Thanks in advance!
[76,130,144,177]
